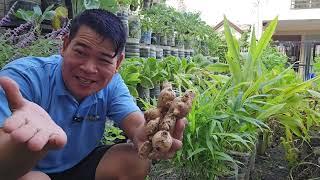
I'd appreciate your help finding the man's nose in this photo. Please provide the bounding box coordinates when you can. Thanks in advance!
[80,59,98,73]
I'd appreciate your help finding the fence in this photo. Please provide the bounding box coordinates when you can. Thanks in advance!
[273,40,320,80]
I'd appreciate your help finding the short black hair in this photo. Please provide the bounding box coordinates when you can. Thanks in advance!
[69,9,127,57]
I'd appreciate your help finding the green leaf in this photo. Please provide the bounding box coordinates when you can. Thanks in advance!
[257,103,286,120]
[33,6,42,17]
[249,26,256,55]
[42,11,55,21]
[84,0,101,9]
[128,85,138,97]
[308,89,320,99]
[214,151,236,162]
[139,76,154,89]
[15,9,34,22]
[205,63,230,73]
[224,16,242,84]
[252,16,278,62]
[187,148,207,159]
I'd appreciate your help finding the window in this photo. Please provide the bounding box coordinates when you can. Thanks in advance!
[291,0,320,9]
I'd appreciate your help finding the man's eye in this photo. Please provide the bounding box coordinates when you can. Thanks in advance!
[100,59,113,64]
[74,49,85,56]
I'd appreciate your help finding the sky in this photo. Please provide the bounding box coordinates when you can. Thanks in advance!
[167,0,265,26]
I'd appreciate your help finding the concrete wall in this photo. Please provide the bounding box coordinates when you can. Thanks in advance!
[263,0,320,21]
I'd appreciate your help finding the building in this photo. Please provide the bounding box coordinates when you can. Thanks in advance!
[261,0,320,79]
[213,19,250,39]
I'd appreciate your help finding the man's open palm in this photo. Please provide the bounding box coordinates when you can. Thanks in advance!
[0,77,67,151]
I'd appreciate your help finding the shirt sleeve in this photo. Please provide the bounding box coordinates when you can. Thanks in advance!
[107,73,141,126]
[0,88,11,127]
[0,63,35,127]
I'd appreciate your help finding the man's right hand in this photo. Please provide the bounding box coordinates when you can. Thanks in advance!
[0,77,67,152]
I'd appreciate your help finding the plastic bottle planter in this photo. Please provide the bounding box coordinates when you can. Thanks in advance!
[125,38,140,58]
[184,39,192,49]
[167,35,175,47]
[128,15,141,39]
[160,35,167,46]
[151,33,158,45]
[217,162,240,180]
[178,49,185,59]
[163,46,171,57]
[170,47,179,57]
[149,45,156,58]
[116,11,129,38]
[184,50,191,59]
[140,31,152,45]
[220,150,252,180]
[137,84,150,102]
[190,49,194,57]
[139,44,150,58]
[143,0,151,9]
[150,84,161,99]
[156,46,163,59]
[175,39,184,49]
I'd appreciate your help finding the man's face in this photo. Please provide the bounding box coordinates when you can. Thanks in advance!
[61,26,124,101]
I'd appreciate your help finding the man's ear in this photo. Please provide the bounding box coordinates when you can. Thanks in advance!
[115,52,125,71]
[61,34,71,57]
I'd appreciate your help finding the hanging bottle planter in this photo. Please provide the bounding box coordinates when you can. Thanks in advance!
[128,13,141,39]
[160,34,167,46]
[140,30,152,45]
[116,5,129,38]
[167,33,175,47]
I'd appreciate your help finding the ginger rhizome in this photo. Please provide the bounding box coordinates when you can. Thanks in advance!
[138,82,195,159]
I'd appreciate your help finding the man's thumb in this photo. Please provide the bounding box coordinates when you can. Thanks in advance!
[0,77,25,111]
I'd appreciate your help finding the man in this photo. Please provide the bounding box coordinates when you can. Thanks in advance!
[0,9,186,180]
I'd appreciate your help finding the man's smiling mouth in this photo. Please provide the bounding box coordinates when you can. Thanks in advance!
[75,76,95,85]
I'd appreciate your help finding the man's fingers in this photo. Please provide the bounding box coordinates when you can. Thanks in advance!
[0,77,25,111]
[27,129,50,152]
[172,118,187,141]
[156,139,182,160]
[170,139,183,152]
[48,128,67,149]
[3,113,27,133]
[10,123,38,143]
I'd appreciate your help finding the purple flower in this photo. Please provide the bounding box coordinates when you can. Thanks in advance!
[16,31,36,48]
[0,1,18,27]
[45,19,71,39]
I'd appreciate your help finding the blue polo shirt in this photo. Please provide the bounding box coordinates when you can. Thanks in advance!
[0,55,140,173]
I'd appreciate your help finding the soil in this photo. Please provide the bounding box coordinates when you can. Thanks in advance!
[252,143,290,180]
[252,120,320,180]
[148,122,320,180]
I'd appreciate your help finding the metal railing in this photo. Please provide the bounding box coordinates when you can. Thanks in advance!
[291,0,320,9]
